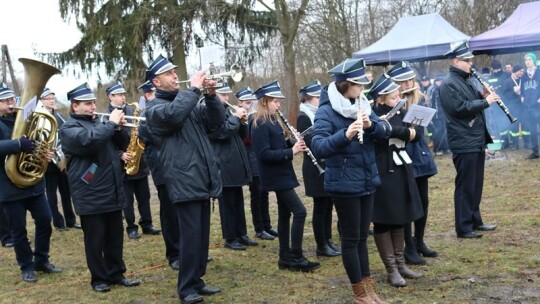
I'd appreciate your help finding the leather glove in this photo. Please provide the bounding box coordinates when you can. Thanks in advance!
[19,137,36,153]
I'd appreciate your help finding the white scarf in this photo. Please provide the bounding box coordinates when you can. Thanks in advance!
[299,102,317,124]
[327,82,371,119]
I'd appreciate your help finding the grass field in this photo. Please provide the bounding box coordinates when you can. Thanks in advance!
[0,149,539,304]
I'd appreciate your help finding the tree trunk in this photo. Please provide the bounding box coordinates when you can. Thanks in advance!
[172,27,188,81]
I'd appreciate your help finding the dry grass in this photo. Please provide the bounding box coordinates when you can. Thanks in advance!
[1,149,539,304]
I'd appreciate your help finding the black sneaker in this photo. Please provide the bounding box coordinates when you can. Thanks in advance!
[35,262,62,273]
[22,271,38,282]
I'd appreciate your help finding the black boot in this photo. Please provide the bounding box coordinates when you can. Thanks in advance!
[404,224,426,265]
[288,249,320,272]
[316,244,340,257]
[327,239,342,255]
[415,237,438,257]
[278,249,290,270]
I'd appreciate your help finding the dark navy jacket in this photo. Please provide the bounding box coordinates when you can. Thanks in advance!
[311,86,391,197]
[59,114,129,215]
[0,115,45,202]
[251,116,299,192]
[139,104,165,187]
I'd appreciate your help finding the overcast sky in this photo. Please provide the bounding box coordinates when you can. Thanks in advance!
[1,0,87,102]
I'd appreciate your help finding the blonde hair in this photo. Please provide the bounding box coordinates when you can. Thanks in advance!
[402,79,426,109]
[251,96,290,137]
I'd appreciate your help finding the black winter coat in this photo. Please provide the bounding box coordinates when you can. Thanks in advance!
[297,111,328,198]
[145,88,225,203]
[0,115,45,202]
[208,104,251,187]
[59,114,129,215]
[251,116,299,192]
[372,105,423,225]
[440,66,492,153]
[138,104,166,187]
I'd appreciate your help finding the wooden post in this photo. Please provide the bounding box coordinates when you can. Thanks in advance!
[1,45,7,84]
[1,45,20,95]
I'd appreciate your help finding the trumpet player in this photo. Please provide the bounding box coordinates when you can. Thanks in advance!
[144,55,224,303]
[310,59,390,303]
[39,88,80,231]
[210,84,257,250]
[0,83,61,283]
[105,82,161,240]
[59,82,140,292]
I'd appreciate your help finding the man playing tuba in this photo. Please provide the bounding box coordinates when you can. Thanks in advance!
[0,82,62,283]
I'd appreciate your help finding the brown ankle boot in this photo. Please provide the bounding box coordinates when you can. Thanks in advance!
[374,231,407,287]
[363,277,388,304]
[391,228,423,279]
[351,280,374,304]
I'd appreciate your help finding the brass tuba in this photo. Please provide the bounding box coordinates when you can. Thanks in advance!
[5,58,61,188]
[124,102,145,176]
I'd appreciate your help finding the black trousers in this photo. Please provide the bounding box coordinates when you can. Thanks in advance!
[432,118,448,152]
[45,172,76,228]
[80,210,126,287]
[333,195,373,284]
[0,201,12,246]
[411,176,430,241]
[275,189,307,252]
[218,187,248,241]
[176,200,210,299]
[452,152,485,235]
[312,196,334,248]
[156,184,180,264]
[249,176,272,233]
[123,176,153,233]
[2,193,52,272]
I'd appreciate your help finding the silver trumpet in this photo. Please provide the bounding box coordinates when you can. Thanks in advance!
[176,64,243,89]
[94,112,146,128]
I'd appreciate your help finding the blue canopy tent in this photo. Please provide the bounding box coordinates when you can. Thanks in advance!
[469,1,540,55]
[353,13,470,65]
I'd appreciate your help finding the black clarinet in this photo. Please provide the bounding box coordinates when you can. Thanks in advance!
[276,110,325,175]
[471,68,517,123]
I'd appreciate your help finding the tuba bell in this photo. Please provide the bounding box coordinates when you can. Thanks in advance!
[5,58,61,188]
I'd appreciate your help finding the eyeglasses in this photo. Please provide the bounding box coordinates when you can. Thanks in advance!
[41,97,56,100]
[0,97,15,102]
[459,58,473,63]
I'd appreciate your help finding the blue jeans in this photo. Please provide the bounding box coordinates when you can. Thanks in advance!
[3,193,52,272]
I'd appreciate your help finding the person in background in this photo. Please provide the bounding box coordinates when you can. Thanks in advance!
[419,75,431,95]
[137,80,180,271]
[440,41,499,239]
[251,80,320,273]
[39,87,80,231]
[388,61,439,267]
[105,82,161,239]
[0,82,61,283]
[505,63,513,74]
[430,75,449,155]
[521,53,540,159]
[237,87,277,241]
[500,64,525,150]
[296,79,340,257]
[210,84,257,251]
[311,58,391,303]
[487,60,511,147]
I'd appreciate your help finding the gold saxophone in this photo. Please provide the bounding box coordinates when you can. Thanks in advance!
[124,102,145,175]
[5,58,60,188]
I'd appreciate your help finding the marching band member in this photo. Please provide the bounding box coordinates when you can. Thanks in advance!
[296,80,341,257]
[39,88,80,231]
[311,59,390,303]
[440,42,498,238]
[0,83,61,283]
[387,61,438,265]
[369,73,424,287]
[105,82,161,239]
[60,83,139,292]
[144,55,224,304]
[237,87,277,241]
[251,80,320,273]
[137,81,181,270]
[210,84,257,251]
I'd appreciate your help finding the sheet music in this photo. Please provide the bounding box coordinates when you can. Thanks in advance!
[402,104,436,127]
[23,96,38,121]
